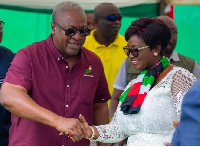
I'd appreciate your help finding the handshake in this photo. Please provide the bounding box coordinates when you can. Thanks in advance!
[58,114,96,142]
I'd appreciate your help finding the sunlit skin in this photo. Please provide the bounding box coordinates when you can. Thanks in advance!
[52,10,87,59]
[127,35,161,70]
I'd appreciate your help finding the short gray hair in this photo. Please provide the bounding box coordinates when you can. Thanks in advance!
[52,1,84,22]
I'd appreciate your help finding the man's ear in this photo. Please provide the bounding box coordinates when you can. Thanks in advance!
[51,22,56,35]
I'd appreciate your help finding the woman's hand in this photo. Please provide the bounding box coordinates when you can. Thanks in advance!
[55,116,87,142]
[163,121,180,146]
[79,114,95,139]
[64,114,92,142]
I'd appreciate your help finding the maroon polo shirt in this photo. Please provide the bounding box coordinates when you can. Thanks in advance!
[4,35,110,146]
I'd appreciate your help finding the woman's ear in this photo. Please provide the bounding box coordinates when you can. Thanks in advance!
[153,45,161,56]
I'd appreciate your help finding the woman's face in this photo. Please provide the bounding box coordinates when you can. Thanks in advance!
[127,35,159,70]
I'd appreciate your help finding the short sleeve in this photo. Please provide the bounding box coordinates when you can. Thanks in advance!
[113,59,127,91]
[3,48,32,92]
[192,61,200,79]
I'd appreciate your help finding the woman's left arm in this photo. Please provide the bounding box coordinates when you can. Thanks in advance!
[171,69,197,118]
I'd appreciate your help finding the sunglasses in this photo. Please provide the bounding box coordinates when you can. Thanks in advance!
[54,22,90,37]
[0,21,4,30]
[97,14,122,22]
[123,46,149,57]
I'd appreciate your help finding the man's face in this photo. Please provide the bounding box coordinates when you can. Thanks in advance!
[86,13,95,31]
[96,5,121,38]
[52,10,88,58]
[164,19,178,56]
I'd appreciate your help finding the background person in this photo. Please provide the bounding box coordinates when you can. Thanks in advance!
[0,1,110,146]
[68,17,196,145]
[84,3,127,96]
[109,15,200,119]
[0,18,15,146]
[86,12,95,31]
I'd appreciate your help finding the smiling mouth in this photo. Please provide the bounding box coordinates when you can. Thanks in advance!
[68,42,81,48]
[132,60,139,65]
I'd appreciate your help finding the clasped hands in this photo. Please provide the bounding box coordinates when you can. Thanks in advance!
[58,114,93,142]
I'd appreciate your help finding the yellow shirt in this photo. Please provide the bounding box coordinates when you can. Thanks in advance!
[84,30,127,95]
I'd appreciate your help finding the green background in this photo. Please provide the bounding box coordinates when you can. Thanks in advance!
[0,4,200,64]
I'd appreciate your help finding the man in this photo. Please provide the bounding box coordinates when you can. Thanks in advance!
[86,12,95,31]
[84,3,127,95]
[0,1,110,146]
[0,18,15,146]
[171,78,200,145]
[109,15,200,118]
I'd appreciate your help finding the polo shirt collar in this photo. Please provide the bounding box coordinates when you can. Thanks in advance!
[90,29,121,49]
[46,34,63,61]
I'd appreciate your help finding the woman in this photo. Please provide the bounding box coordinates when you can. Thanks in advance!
[69,17,196,145]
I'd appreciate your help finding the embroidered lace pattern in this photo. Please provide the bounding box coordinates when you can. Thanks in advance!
[92,67,196,145]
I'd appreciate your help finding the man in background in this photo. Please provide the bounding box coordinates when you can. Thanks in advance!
[84,3,127,96]
[86,12,95,31]
[0,18,15,146]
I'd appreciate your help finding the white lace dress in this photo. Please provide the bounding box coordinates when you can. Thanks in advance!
[92,67,196,146]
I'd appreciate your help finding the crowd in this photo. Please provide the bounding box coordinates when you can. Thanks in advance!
[0,1,200,146]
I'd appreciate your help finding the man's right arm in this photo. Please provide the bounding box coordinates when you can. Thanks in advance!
[0,82,86,137]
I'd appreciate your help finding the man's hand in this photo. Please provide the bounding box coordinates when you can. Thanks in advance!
[55,116,86,141]
[62,114,91,142]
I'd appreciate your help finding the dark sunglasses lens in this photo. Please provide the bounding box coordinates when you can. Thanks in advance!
[79,28,90,36]
[118,16,122,21]
[107,15,122,22]
[65,28,77,37]
[130,49,138,57]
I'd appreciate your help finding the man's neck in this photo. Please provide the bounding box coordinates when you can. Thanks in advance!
[94,32,116,47]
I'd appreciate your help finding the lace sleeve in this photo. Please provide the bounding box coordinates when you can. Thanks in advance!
[171,69,196,119]
[91,109,128,143]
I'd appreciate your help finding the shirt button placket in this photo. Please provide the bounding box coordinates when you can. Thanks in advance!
[66,85,69,109]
